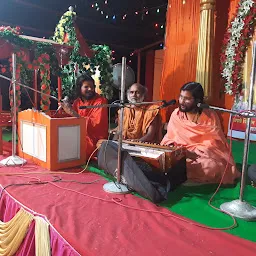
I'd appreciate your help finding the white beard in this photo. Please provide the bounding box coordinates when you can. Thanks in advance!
[127,93,145,104]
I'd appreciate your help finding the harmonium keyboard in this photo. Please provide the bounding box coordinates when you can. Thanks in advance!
[98,140,186,173]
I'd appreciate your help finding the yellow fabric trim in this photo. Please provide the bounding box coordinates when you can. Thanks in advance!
[0,208,51,256]
[35,216,51,256]
[196,0,216,98]
[0,208,33,256]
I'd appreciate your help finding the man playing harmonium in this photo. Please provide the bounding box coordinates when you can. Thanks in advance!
[161,82,241,184]
[61,74,108,159]
[114,83,162,143]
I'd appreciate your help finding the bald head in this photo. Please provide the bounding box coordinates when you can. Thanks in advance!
[127,83,147,103]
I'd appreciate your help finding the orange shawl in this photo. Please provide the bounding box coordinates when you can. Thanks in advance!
[73,94,108,159]
[120,105,162,142]
[161,108,240,184]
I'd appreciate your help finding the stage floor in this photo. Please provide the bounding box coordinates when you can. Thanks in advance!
[0,141,256,256]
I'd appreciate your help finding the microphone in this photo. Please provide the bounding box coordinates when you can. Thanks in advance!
[197,102,250,116]
[79,103,112,109]
[197,103,209,109]
[161,99,176,108]
[56,96,69,112]
[79,105,88,109]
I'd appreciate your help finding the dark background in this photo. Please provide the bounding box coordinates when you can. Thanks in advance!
[0,0,167,110]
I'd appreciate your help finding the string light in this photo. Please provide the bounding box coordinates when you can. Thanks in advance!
[110,49,135,64]
[91,2,167,31]
[182,0,186,4]
[91,2,167,20]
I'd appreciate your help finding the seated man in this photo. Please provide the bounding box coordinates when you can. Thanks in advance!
[61,74,108,159]
[114,83,162,143]
[161,82,240,184]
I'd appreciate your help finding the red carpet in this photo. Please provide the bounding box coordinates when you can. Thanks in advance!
[0,141,256,256]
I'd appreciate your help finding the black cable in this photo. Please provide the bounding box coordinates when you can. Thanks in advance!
[0,177,61,200]
[0,176,104,200]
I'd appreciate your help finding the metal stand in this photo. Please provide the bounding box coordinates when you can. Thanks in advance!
[0,53,26,166]
[220,41,256,221]
[103,57,130,194]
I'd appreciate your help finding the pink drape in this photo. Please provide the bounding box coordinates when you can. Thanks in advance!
[0,189,79,256]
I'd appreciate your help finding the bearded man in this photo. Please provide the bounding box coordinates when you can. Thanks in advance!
[61,74,108,159]
[161,82,240,184]
[114,83,162,143]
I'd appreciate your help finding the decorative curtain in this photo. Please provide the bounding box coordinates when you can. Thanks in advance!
[160,0,200,122]
[0,209,33,256]
[0,208,51,256]
[243,29,256,103]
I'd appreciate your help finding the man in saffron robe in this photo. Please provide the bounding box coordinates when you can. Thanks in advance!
[61,74,108,159]
[161,82,240,184]
[114,83,162,143]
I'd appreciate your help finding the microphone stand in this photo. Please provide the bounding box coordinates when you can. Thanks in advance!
[0,54,27,166]
[198,104,256,118]
[219,41,256,221]
[103,57,130,194]
[78,100,165,109]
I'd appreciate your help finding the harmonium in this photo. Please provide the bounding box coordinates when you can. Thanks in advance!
[98,140,186,174]
[17,109,87,171]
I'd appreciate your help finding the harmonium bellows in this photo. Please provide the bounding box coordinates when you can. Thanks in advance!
[99,140,186,173]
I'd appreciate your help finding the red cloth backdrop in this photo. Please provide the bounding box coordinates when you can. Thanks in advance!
[160,0,240,130]
[145,50,155,101]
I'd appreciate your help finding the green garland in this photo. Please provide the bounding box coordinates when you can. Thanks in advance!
[0,26,61,111]
[0,28,61,77]
[53,9,114,100]
[53,10,76,45]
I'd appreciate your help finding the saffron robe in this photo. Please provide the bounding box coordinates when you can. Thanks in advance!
[117,105,162,143]
[72,94,108,159]
[161,108,240,184]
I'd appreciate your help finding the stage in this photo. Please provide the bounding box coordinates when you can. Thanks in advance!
[1,140,256,255]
